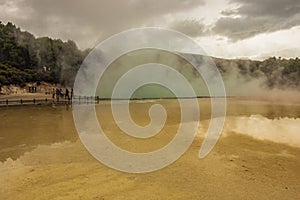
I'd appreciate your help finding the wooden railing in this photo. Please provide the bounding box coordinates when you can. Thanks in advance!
[0,96,102,106]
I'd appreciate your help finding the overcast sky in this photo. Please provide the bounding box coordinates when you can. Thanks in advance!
[0,0,300,59]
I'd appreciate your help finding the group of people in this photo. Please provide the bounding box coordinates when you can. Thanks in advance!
[51,87,73,102]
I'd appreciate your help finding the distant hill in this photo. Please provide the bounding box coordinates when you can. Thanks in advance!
[213,57,300,91]
[250,48,300,61]
[0,22,299,94]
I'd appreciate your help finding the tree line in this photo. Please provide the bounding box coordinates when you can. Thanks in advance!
[0,22,299,90]
[0,21,88,87]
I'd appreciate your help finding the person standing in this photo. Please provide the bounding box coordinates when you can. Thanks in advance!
[59,88,63,98]
[51,88,55,99]
[56,88,60,102]
[71,88,73,100]
[65,88,70,100]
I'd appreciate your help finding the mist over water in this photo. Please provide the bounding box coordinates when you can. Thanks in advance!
[95,49,300,99]
[96,49,209,98]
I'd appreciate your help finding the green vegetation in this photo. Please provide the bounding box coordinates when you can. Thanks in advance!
[0,21,87,87]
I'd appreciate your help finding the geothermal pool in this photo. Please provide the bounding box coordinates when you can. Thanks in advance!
[0,98,299,199]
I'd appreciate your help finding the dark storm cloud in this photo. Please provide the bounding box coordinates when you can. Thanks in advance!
[0,0,205,48]
[213,0,300,41]
[169,19,207,37]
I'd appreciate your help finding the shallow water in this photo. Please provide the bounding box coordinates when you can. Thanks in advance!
[0,98,299,161]
[0,98,300,199]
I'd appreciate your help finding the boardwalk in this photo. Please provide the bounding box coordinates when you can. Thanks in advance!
[0,96,101,106]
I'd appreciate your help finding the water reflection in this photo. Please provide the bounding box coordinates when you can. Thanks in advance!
[0,98,299,162]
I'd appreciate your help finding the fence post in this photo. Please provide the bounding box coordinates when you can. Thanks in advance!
[33,98,36,104]
[6,99,8,105]
[20,99,23,104]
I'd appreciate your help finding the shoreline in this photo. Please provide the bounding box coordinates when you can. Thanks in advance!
[1,93,299,104]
